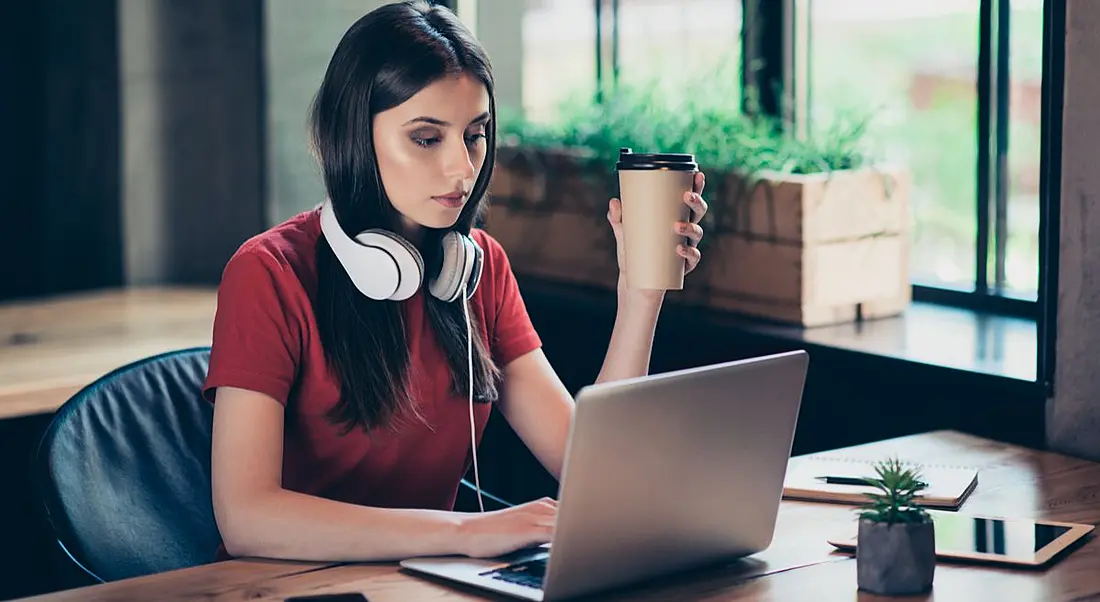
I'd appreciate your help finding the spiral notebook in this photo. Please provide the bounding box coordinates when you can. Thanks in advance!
[782,454,979,510]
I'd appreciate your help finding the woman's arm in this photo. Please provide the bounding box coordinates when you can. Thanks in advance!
[496,350,574,481]
[493,171,707,487]
[212,386,463,561]
[594,289,664,383]
[211,386,556,561]
[497,290,664,480]
[593,171,707,382]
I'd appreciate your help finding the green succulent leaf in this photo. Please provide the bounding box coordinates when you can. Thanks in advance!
[853,456,931,525]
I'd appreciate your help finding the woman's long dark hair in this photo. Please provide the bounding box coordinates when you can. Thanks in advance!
[309,1,500,434]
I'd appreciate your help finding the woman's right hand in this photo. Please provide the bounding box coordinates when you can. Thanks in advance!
[456,497,558,558]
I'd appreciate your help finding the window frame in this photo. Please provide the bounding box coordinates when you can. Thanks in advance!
[1037,0,1064,396]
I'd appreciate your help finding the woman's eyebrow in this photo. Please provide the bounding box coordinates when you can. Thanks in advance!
[402,111,490,127]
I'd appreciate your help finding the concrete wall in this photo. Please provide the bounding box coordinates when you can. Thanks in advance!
[120,0,266,285]
[1048,0,1100,459]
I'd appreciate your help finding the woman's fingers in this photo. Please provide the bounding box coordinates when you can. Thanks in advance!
[676,221,704,245]
[679,243,702,274]
[683,190,708,224]
[693,171,706,195]
[607,198,622,224]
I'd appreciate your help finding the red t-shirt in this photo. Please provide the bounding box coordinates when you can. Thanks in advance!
[202,207,542,532]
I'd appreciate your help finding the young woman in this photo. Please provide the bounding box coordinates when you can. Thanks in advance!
[204,0,708,564]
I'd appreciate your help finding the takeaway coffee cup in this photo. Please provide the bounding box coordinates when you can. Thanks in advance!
[616,147,698,290]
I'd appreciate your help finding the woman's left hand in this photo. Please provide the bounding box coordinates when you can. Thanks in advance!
[608,170,708,292]
[675,171,708,275]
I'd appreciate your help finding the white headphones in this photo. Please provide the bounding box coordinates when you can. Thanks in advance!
[319,199,487,512]
[319,200,484,303]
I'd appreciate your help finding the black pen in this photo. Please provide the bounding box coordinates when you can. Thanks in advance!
[815,475,873,486]
[815,475,929,488]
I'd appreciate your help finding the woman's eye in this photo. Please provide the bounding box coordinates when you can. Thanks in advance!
[411,130,484,148]
[412,136,442,148]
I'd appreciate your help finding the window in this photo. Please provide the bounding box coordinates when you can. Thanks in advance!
[1006,0,1045,299]
[514,0,1051,319]
[614,0,742,95]
[521,0,598,123]
[809,0,1044,313]
[809,2,982,295]
[520,0,741,123]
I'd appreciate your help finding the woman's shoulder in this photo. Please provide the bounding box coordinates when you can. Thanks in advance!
[205,208,321,406]
[220,206,322,298]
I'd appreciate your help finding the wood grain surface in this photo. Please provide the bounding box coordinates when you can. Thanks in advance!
[0,287,216,419]
[16,430,1100,601]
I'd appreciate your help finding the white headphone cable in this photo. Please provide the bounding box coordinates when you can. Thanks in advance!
[461,280,485,513]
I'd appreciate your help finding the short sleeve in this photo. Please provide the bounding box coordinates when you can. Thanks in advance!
[478,231,542,367]
[202,246,304,406]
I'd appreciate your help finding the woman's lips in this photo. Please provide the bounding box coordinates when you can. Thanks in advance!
[432,192,466,208]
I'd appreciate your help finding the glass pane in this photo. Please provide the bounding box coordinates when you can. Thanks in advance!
[616,0,742,96]
[1004,0,1043,299]
[810,1,980,290]
[521,0,597,123]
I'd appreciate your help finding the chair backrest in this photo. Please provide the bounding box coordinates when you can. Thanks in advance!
[34,347,222,582]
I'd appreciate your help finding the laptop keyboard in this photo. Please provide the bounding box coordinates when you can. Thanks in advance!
[482,557,547,589]
[479,555,548,590]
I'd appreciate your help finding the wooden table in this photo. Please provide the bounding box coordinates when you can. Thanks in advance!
[0,287,217,420]
[15,430,1100,601]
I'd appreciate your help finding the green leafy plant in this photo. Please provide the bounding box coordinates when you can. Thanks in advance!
[857,457,931,525]
[496,64,876,179]
[493,60,886,262]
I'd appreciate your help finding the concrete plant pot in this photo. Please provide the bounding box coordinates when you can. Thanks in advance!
[856,517,936,596]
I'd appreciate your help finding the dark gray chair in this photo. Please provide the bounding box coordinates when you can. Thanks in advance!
[34,346,511,583]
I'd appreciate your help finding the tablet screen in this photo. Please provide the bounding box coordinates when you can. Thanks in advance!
[931,512,1070,560]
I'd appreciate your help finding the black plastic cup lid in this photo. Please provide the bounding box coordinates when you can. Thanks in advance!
[616,147,697,171]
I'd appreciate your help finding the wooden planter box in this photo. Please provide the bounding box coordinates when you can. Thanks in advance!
[485,145,911,327]
[485,145,620,289]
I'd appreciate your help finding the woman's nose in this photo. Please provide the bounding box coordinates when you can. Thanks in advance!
[444,139,475,180]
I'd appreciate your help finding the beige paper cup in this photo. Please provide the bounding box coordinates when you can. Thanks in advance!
[616,148,697,290]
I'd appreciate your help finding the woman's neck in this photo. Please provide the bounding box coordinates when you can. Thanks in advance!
[398,215,424,247]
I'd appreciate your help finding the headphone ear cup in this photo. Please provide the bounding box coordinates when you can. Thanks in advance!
[360,230,424,301]
[429,231,469,303]
[465,238,483,300]
[321,202,404,300]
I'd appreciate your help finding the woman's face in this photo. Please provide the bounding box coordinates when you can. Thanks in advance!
[372,73,490,233]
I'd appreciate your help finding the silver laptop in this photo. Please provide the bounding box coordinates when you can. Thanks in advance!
[400,350,808,601]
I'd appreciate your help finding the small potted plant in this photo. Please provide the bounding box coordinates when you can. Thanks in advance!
[856,457,936,596]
